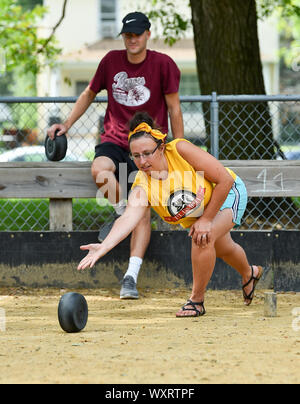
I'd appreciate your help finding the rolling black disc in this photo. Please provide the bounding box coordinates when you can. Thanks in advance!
[58,292,88,333]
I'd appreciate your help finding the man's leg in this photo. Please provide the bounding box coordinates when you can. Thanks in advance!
[120,208,151,299]
[91,155,151,298]
[92,155,123,205]
[92,156,127,241]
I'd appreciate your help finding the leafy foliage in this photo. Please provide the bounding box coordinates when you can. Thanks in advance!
[145,0,190,45]
[257,0,300,70]
[257,0,300,18]
[147,0,300,47]
[0,0,61,76]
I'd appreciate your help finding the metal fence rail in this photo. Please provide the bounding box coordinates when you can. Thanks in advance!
[0,94,299,231]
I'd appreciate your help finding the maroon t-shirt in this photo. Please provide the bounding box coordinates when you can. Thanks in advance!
[89,49,181,150]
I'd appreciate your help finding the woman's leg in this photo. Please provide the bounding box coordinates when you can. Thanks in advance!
[190,240,216,303]
[176,209,234,317]
[215,232,261,305]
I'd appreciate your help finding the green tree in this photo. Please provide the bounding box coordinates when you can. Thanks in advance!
[257,0,300,18]
[275,0,300,72]
[0,0,61,76]
[147,0,300,223]
[147,0,299,160]
[17,0,43,10]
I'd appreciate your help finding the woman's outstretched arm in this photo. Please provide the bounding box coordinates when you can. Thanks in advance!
[77,186,149,270]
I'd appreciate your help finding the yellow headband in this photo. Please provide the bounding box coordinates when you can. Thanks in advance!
[128,122,167,142]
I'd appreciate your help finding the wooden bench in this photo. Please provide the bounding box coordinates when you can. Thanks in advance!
[0,160,300,231]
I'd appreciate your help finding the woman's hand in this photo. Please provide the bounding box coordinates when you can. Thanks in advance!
[77,244,105,270]
[189,217,213,248]
[77,189,149,271]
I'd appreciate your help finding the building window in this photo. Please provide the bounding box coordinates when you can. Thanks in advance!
[76,81,89,96]
[100,0,117,39]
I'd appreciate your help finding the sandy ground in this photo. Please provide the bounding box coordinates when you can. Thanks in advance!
[0,286,299,384]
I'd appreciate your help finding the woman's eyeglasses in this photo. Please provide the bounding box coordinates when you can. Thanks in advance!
[130,143,161,161]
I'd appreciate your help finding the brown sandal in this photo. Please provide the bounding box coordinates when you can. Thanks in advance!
[242,265,264,306]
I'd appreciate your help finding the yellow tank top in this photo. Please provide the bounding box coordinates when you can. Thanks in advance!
[132,139,236,228]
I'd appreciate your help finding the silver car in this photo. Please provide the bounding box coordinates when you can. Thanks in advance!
[0,146,88,162]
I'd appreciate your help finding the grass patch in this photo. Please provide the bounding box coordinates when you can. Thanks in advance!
[0,199,49,231]
[0,198,114,231]
[73,198,114,231]
[292,197,300,208]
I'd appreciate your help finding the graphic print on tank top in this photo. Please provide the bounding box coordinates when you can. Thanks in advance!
[164,186,206,224]
[112,72,151,106]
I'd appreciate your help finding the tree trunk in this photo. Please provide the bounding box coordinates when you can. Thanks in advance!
[189,0,296,221]
[190,0,275,160]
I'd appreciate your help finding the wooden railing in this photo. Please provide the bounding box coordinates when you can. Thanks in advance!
[1,160,299,231]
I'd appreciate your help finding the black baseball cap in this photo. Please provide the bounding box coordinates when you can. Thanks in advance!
[119,12,151,35]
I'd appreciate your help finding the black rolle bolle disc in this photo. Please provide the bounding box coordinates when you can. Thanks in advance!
[58,292,88,333]
[45,130,67,161]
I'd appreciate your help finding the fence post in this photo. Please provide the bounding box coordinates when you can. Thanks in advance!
[49,198,73,231]
[210,92,219,159]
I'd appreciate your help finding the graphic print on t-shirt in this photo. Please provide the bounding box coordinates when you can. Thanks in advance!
[112,72,151,106]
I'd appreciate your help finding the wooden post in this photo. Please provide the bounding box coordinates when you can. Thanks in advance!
[264,292,277,317]
[49,198,73,231]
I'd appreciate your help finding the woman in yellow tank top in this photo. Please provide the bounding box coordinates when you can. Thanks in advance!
[78,112,263,317]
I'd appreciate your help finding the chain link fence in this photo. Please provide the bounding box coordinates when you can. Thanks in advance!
[0,94,299,232]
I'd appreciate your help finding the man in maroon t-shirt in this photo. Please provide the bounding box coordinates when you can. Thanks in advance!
[47,12,184,299]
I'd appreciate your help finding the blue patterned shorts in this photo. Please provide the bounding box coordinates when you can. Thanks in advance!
[220,176,248,227]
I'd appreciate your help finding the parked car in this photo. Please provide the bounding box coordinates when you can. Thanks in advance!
[0,146,88,162]
[276,148,300,161]
[283,151,300,160]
